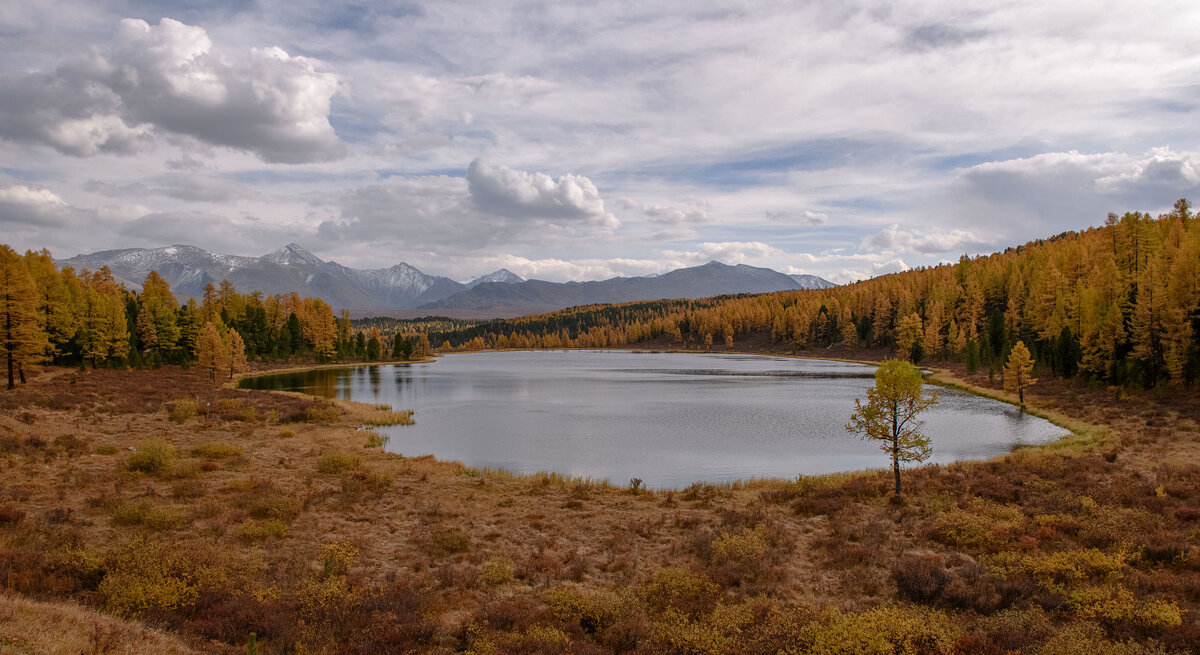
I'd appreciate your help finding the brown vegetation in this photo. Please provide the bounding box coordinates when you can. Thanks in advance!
[0,358,1195,654]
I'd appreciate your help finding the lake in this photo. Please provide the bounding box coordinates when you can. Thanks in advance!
[240,350,1068,488]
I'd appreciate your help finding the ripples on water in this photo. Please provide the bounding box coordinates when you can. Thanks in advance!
[241,350,1068,488]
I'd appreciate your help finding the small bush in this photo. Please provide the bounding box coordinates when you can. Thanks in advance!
[192,442,244,459]
[110,500,183,530]
[429,527,471,556]
[125,438,177,477]
[306,405,341,424]
[480,556,515,586]
[94,444,118,455]
[892,555,951,604]
[238,519,289,543]
[278,429,296,439]
[247,494,301,522]
[317,452,361,474]
[321,542,359,577]
[168,398,197,422]
[363,430,386,448]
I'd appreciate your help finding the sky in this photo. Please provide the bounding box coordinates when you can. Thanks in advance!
[2,1,1200,284]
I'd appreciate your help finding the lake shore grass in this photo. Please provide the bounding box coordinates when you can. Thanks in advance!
[2,352,1199,653]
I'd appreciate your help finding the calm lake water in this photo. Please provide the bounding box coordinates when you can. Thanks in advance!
[241,350,1068,488]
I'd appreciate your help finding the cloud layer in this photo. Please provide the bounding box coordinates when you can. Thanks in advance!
[2,3,1200,283]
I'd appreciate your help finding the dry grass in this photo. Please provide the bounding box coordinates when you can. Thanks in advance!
[0,592,196,654]
[0,361,1198,653]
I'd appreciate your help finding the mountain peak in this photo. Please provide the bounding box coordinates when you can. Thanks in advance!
[265,243,324,267]
[467,268,525,288]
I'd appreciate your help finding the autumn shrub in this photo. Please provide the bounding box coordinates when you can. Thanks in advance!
[321,542,359,578]
[94,443,118,455]
[317,452,361,474]
[429,527,471,556]
[125,438,177,476]
[170,479,205,500]
[799,603,961,655]
[98,538,214,617]
[52,434,88,456]
[1063,586,1183,630]
[190,593,297,645]
[237,519,289,543]
[306,405,341,424]
[892,555,951,604]
[932,500,1025,551]
[110,499,183,530]
[480,556,516,587]
[278,429,296,439]
[546,585,629,635]
[363,430,386,448]
[1038,621,1172,655]
[246,493,301,522]
[167,398,197,422]
[641,566,719,618]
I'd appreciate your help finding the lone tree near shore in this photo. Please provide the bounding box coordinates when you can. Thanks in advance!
[1003,340,1037,406]
[845,359,938,496]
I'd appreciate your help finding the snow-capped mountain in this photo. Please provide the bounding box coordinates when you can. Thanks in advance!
[58,244,835,314]
[58,243,468,310]
[790,274,837,290]
[466,269,525,289]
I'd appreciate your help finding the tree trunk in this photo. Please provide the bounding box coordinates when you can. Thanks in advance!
[893,448,901,495]
[1018,386,1024,405]
[6,353,13,390]
[17,364,25,384]
[892,407,901,494]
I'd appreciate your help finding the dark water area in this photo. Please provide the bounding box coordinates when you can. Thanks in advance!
[241,350,1068,488]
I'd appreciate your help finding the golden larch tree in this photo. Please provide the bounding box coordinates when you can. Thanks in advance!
[1,246,46,388]
[1003,340,1037,406]
[845,359,938,496]
[227,328,249,379]
[196,321,229,382]
[895,312,923,362]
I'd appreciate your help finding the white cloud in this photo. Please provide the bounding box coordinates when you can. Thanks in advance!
[0,180,73,226]
[861,225,987,255]
[0,17,344,163]
[466,159,617,228]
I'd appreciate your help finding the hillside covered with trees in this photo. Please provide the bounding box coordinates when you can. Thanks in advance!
[417,201,1199,390]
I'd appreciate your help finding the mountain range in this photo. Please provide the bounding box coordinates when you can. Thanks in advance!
[58,244,833,316]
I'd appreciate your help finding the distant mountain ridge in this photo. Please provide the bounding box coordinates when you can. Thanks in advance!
[419,261,835,315]
[58,243,495,311]
[58,245,834,314]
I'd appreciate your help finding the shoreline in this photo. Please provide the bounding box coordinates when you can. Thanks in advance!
[229,347,1100,491]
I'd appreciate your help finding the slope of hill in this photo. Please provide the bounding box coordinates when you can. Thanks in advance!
[421,261,834,314]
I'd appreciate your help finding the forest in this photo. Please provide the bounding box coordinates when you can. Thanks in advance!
[4,200,1196,392]
[403,200,1199,390]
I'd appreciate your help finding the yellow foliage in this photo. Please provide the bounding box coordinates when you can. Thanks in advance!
[320,542,358,577]
[642,566,719,614]
[801,604,961,655]
[98,539,215,618]
[712,526,768,567]
[125,438,177,477]
[479,556,515,587]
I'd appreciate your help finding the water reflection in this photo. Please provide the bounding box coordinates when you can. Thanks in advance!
[241,351,1069,488]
